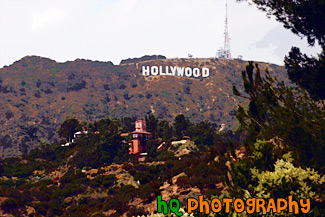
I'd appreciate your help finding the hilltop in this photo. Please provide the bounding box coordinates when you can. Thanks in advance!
[0,55,286,157]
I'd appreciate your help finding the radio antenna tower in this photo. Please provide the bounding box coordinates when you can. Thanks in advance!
[224,2,231,59]
[216,1,232,59]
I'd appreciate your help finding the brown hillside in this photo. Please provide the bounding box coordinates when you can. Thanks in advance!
[0,56,287,157]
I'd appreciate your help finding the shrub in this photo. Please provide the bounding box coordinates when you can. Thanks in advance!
[127,206,148,217]
[251,153,325,200]
[1,198,18,214]
[176,176,189,188]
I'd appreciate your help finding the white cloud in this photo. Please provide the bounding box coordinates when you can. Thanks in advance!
[121,0,138,11]
[0,0,321,67]
[248,43,283,65]
[31,9,63,30]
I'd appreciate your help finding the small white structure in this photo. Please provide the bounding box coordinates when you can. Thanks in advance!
[219,123,226,132]
[61,142,69,147]
[72,131,88,143]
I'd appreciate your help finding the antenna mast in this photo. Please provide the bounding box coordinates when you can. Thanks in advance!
[216,1,232,59]
[224,2,231,59]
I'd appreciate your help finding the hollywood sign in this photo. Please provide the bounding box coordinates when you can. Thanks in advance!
[142,66,210,78]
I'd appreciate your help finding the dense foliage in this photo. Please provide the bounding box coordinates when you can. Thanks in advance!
[221,0,325,216]
[0,114,234,216]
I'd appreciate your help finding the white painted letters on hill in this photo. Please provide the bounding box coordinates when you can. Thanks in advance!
[142,66,209,78]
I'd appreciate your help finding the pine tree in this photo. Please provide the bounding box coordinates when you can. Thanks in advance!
[57,117,81,142]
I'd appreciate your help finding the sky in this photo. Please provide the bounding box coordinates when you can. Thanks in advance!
[0,0,322,67]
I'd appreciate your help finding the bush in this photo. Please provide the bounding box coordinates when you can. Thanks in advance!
[127,206,148,217]
[118,84,126,89]
[176,176,189,188]
[90,174,117,188]
[1,198,18,214]
[251,153,325,200]
[34,201,49,216]
[224,141,325,216]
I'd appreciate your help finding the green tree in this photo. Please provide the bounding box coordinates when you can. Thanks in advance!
[121,116,136,132]
[115,142,129,163]
[285,48,325,100]
[73,118,123,168]
[157,120,173,141]
[94,119,122,165]
[20,125,38,153]
[173,114,191,140]
[147,139,158,160]
[57,117,81,142]
[1,198,19,215]
[145,114,158,134]
[223,141,325,216]
[233,62,325,171]
[188,120,215,150]
[227,62,325,215]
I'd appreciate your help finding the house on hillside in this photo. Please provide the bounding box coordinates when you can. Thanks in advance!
[121,120,153,161]
[70,130,99,143]
[72,131,88,143]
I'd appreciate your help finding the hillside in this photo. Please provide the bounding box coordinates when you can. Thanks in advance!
[0,55,286,157]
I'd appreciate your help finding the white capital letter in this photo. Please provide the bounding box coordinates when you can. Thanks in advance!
[171,66,177,76]
[185,67,192,77]
[159,66,165,75]
[177,67,185,77]
[151,66,159,75]
[202,68,210,77]
[142,66,150,76]
[193,68,200,77]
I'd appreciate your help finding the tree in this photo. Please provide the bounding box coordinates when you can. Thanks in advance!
[238,0,325,100]
[115,143,129,163]
[233,62,325,171]
[95,119,123,165]
[57,117,81,142]
[121,116,136,132]
[0,135,12,149]
[173,114,191,140]
[20,125,38,153]
[157,120,173,141]
[73,118,123,168]
[1,198,19,214]
[285,48,325,99]
[224,141,325,215]
[187,120,215,150]
[226,1,325,206]
[147,139,158,160]
[145,114,158,134]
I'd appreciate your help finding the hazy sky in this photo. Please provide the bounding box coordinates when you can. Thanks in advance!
[0,0,321,67]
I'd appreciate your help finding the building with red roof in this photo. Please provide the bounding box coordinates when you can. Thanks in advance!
[121,120,153,161]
